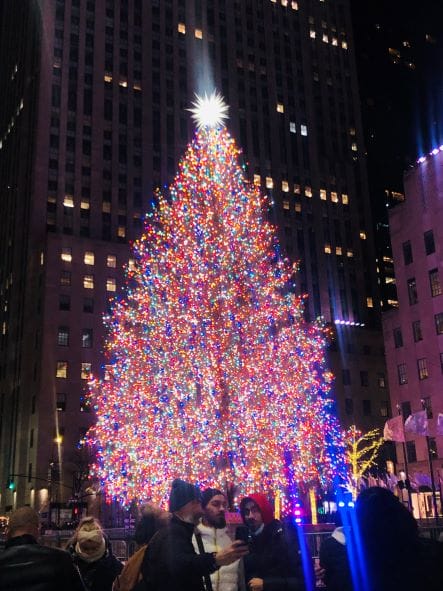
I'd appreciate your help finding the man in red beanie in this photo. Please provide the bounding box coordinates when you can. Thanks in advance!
[240,494,305,591]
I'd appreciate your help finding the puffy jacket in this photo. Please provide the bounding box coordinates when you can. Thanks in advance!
[192,523,243,591]
[67,541,123,591]
[0,534,85,591]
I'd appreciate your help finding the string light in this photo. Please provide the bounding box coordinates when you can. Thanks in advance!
[87,120,345,507]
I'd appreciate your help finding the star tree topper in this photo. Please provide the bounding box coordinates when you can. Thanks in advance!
[188,92,229,130]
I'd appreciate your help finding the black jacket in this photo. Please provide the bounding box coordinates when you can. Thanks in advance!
[243,519,306,591]
[319,528,352,591]
[67,541,123,591]
[0,534,85,591]
[141,515,218,591]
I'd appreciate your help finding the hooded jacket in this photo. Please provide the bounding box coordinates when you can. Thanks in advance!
[240,495,306,591]
[67,538,123,591]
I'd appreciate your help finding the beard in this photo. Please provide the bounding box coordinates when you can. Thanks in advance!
[208,514,227,529]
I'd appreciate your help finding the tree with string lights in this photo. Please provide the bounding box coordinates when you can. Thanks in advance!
[86,93,345,507]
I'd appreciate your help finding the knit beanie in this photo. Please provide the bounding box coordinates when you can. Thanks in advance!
[169,478,202,512]
[201,488,224,508]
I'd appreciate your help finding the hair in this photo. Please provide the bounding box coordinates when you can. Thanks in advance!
[8,507,39,537]
[134,504,170,545]
[201,488,224,508]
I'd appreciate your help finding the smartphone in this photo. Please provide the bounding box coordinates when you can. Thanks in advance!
[235,525,251,547]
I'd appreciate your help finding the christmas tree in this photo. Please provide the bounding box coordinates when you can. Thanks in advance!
[87,94,344,507]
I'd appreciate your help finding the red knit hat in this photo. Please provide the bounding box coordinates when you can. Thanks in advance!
[240,493,274,525]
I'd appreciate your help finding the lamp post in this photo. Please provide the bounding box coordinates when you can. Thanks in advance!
[396,405,413,511]
[421,399,439,523]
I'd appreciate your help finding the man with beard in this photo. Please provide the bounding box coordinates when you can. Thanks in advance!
[142,479,248,591]
[193,488,246,591]
[240,494,306,591]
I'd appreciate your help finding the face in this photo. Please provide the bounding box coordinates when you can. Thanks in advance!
[243,500,263,532]
[190,499,204,524]
[79,539,102,554]
[203,494,227,529]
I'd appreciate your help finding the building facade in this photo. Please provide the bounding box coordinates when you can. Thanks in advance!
[0,0,388,516]
[383,150,443,481]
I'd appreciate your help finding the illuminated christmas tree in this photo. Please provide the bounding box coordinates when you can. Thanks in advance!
[87,94,344,507]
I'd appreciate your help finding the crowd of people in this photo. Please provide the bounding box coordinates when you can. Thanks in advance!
[0,481,442,591]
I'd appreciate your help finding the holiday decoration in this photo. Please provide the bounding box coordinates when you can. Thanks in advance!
[87,94,345,507]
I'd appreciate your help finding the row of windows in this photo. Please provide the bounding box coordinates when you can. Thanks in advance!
[404,438,438,463]
[342,370,386,388]
[60,272,116,291]
[402,230,436,264]
[397,353,443,384]
[58,327,93,348]
[344,398,389,417]
[61,248,118,267]
[407,269,442,304]
[56,361,91,379]
[393,313,443,347]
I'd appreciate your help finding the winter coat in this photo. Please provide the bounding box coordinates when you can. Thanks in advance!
[0,534,85,591]
[192,523,243,591]
[243,519,305,591]
[141,515,219,591]
[68,541,123,591]
[319,527,352,591]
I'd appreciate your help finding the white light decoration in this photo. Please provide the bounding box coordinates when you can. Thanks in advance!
[188,92,229,129]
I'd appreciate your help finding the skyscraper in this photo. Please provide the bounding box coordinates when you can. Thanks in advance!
[0,0,388,515]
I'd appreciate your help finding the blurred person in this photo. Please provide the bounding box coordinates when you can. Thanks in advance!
[141,478,249,591]
[0,506,84,591]
[67,516,123,591]
[192,488,245,591]
[319,511,352,591]
[240,494,306,591]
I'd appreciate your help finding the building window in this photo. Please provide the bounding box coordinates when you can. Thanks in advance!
[407,278,418,305]
[56,361,68,378]
[402,241,413,265]
[397,363,408,385]
[84,251,95,265]
[377,373,386,388]
[61,247,72,262]
[177,22,186,34]
[345,398,353,415]
[83,297,94,313]
[320,189,327,201]
[429,437,438,458]
[422,396,433,418]
[412,320,423,342]
[107,254,117,268]
[401,401,412,419]
[282,180,289,192]
[276,103,284,113]
[106,278,116,292]
[342,369,351,385]
[289,122,296,133]
[380,401,389,417]
[366,297,374,308]
[393,327,403,348]
[424,230,435,255]
[406,440,417,463]
[59,294,71,311]
[60,271,71,286]
[81,362,92,379]
[265,177,273,189]
[360,371,369,387]
[417,357,428,380]
[300,125,308,136]
[57,326,69,346]
[83,275,94,289]
[82,328,93,348]
[435,312,443,335]
[429,269,442,297]
[56,393,66,412]
[362,400,371,416]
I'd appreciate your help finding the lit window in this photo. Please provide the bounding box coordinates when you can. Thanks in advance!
[295,202,302,213]
[332,37,338,46]
[300,125,308,136]
[417,358,428,380]
[347,250,354,258]
[118,226,126,238]
[102,202,111,213]
[82,328,93,348]
[81,200,90,210]
[322,34,329,43]
[83,275,94,289]
[305,186,312,198]
[60,271,71,286]
[40,252,44,265]
[266,177,274,189]
[107,277,116,292]
[119,80,128,88]
[133,83,142,91]
[56,361,68,379]
[310,30,316,39]
[128,258,135,271]
[331,192,339,203]
[429,268,442,297]
[336,246,342,255]
[360,231,367,240]
[61,248,72,263]
[342,194,349,204]
[58,327,69,347]
[366,297,374,308]
[253,174,261,185]
[291,1,298,8]
[342,40,348,49]
[320,189,327,201]
[84,251,94,265]
[282,180,289,192]
[351,143,358,152]
[81,363,92,380]
[276,103,284,113]
[349,128,356,136]
[283,200,290,210]
[324,244,332,254]
[104,74,112,83]
[281,0,288,6]
[178,23,186,34]
[63,195,74,207]
[294,184,301,194]
[195,29,203,39]
[289,122,296,133]
[107,254,117,268]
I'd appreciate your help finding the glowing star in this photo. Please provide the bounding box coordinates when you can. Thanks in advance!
[188,92,229,129]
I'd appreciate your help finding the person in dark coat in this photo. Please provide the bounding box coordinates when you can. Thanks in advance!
[141,478,249,591]
[0,506,85,591]
[67,516,123,591]
[319,511,352,591]
[239,493,306,591]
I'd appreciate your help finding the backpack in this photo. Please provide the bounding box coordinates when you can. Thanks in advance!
[113,544,147,591]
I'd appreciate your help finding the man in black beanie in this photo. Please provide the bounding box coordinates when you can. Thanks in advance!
[141,479,248,591]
